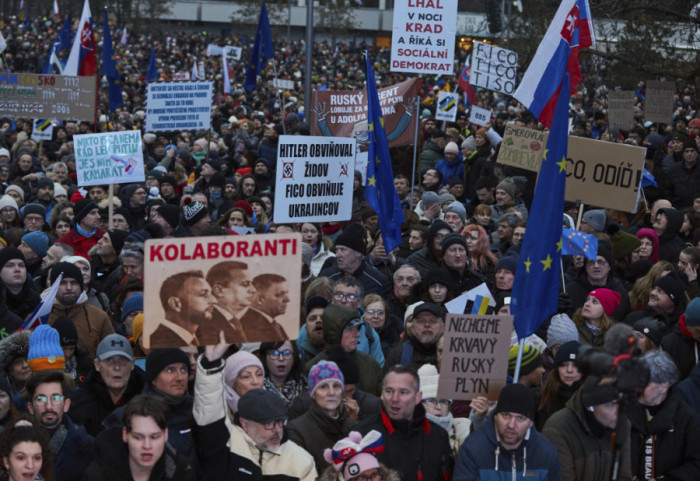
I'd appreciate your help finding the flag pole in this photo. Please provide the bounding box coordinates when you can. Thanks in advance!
[560,257,567,293]
[512,338,525,383]
[409,82,421,210]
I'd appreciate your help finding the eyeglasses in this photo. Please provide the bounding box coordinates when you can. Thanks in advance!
[33,394,65,405]
[423,398,452,408]
[261,419,287,431]
[352,471,383,481]
[334,292,358,302]
[268,349,294,360]
[365,309,384,316]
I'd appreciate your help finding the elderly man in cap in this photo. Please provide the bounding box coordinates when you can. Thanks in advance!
[56,198,105,258]
[454,384,561,481]
[580,209,607,235]
[416,191,443,221]
[384,303,444,373]
[441,232,489,296]
[194,333,317,481]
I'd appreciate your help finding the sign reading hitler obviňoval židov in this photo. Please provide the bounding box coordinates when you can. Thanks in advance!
[274,136,355,224]
[74,131,144,187]
[145,81,213,132]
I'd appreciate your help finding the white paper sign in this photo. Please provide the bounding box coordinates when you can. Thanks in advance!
[445,282,496,314]
[469,105,492,126]
[74,131,144,187]
[436,92,459,122]
[274,136,355,223]
[470,41,518,95]
[145,81,213,132]
[223,46,242,61]
[273,78,295,90]
[31,119,54,141]
[390,0,458,75]
[172,72,191,81]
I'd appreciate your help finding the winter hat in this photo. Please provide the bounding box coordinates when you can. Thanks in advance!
[496,178,515,199]
[511,176,528,193]
[22,203,46,220]
[508,344,542,377]
[583,209,606,232]
[635,228,659,264]
[156,205,180,229]
[106,229,129,257]
[121,294,144,322]
[21,231,49,257]
[597,244,615,268]
[146,348,191,384]
[581,375,617,407]
[588,288,622,317]
[132,314,144,343]
[53,183,67,199]
[335,223,367,255]
[461,136,476,151]
[421,192,440,209]
[182,201,208,227]
[0,148,9,159]
[306,295,330,316]
[413,302,443,319]
[324,431,384,481]
[424,267,451,288]
[5,185,24,202]
[439,192,456,205]
[160,175,177,188]
[653,270,686,308]
[224,351,265,413]
[52,316,78,347]
[553,341,581,367]
[308,360,345,396]
[238,388,288,424]
[495,256,517,274]
[684,297,700,326]
[96,334,133,361]
[328,347,360,385]
[547,313,579,348]
[417,364,439,398]
[233,200,253,217]
[193,138,209,151]
[633,318,666,347]
[0,195,19,214]
[323,304,364,338]
[431,129,446,139]
[0,248,25,270]
[445,202,466,222]
[494,383,536,421]
[441,232,467,252]
[49,261,84,291]
[444,142,459,155]
[27,325,65,372]
[404,301,424,322]
[73,198,98,225]
[606,224,641,259]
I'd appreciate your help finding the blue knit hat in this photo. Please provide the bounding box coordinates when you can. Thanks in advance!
[121,293,144,322]
[308,360,344,396]
[22,231,49,257]
[27,325,65,372]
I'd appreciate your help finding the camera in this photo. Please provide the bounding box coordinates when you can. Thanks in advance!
[576,344,650,395]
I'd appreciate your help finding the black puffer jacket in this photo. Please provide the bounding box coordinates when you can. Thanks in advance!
[0,286,22,336]
[656,208,685,264]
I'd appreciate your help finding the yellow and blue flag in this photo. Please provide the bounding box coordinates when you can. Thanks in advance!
[562,228,598,260]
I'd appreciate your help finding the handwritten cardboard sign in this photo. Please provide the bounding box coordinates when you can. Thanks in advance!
[607,90,636,130]
[74,131,144,186]
[644,81,675,124]
[470,41,518,95]
[438,314,513,401]
[497,124,549,171]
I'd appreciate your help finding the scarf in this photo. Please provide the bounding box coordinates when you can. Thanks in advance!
[151,385,187,406]
[75,223,97,238]
[425,412,453,432]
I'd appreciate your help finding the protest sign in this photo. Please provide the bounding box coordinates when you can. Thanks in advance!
[274,136,355,223]
[206,45,242,61]
[438,314,513,401]
[273,78,295,90]
[496,124,549,171]
[607,90,636,130]
[172,72,191,81]
[0,73,96,121]
[310,78,419,148]
[31,119,54,142]
[74,131,144,187]
[145,81,213,132]
[645,81,675,124]
[390,0,458,75]
[143,233,301,348]
[470,41,518,95]
[436,92,459,122]
[445,282,496,314]
[469,105,492,127]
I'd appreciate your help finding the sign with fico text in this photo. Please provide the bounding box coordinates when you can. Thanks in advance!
[470,41,518,95]
[74,131,144,186]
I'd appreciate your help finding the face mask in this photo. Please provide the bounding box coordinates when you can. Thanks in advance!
[209,191,222,200]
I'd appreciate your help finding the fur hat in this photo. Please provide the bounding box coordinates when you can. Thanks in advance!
[0,330,31,373]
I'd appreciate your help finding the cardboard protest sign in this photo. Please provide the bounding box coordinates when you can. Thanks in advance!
[496,132,645,212]
[435,92,459,122]
[74,131,144,187]
[143,233,302,348]
[607,90,636,130]
[470,41,518,95]
[644,81,675,124]
[310,78,419,148]
[469,105,492,127]
[390,0,458,75]
[274,136,355,223]
[145,81,213,132]
[31,119,54,142]
[438,314,513,401]
[0,73,96,121]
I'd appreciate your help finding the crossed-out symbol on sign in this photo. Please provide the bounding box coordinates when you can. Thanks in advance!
[283,162,293,178]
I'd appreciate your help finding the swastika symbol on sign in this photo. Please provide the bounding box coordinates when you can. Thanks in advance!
[282,162,294,178]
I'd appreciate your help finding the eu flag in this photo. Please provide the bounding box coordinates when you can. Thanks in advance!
[146,46,158,82]
[244,3,274,93]
[42,14,71,74]
[364,53,405,253]
[562,228,598,260]
[102,10,123,112]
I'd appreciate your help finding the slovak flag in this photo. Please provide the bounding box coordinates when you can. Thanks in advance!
[513,0,594,128]
[222,54,233,95]
[63,0,96,76]
[21,274,63,331]
[458,56,477,106]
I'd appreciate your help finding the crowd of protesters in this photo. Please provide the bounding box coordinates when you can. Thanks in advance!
[0,10,698,481]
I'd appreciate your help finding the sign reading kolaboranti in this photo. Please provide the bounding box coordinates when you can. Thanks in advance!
[390,0,458,75]
[0,73,96,121]
[470,41,518,95]
[74,131,144,187]
[145,81,213,132]
[274,136,355,223]
[438,314,513,401]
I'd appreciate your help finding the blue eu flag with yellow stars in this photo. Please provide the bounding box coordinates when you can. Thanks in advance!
[244,3,274,93]
[364,53,405,253]
[510,74,571,340]
[102,10,123,112]
[562,228,598,260]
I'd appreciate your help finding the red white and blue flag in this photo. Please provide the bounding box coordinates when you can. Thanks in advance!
[513,0,594,129]
[21,274,63,331]
[458,56,477,106]
[53,0,59,16]
[191,56,199,81]
[64,0,96,76]
[222,54,233,94]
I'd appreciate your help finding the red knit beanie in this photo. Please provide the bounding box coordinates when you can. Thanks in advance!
[589,288,621,317]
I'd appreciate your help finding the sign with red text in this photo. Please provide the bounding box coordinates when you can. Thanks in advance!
[143,234,302,348]
[390,0,458,75]
[470,41,518,95]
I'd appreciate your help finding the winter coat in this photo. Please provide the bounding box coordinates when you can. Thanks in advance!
[83,425,195,481]
[454,415,561,481]
[418,140,444,171]
[435,155,464,187]
[48,293,114,358]
[4,280,40,321]
[677,362,700,417]
[627,389,700,481]
[287,401,356,474]
[355,404,453,481]
[426,413,471,461]
[565,270,631,322]
[655,208,685,264]
[384,336,438,374]
[664,159,700,209]
[53,416,96,481]
[56,227,105,259]
[193,358,317,481]
[444,263,490,297]
[319,259,391,298]
[0,286,22,336]
[660,314,699,379]
[542,388,633,481]
[310,242,335,277]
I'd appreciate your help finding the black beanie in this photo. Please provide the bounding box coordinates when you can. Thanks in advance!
[653,270,686,307]
[335,223,367,255]
[146,348,192,384]
[0,247,25,270]
[157,204,180,229]
[53,316,78,346]
[114,207,135,228]
[73,198,98,225]
[424,267,451,288]
[107,229,130,256]
[441,232,468,253]
[494,383,536,420]
[50,261,84,291]
[581,375,618,407]
[0,377,10,397]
